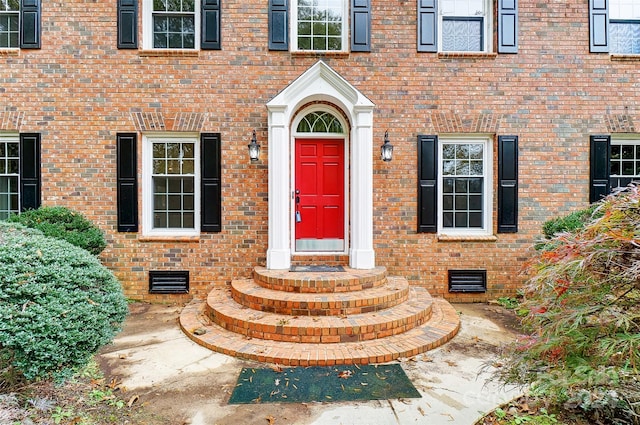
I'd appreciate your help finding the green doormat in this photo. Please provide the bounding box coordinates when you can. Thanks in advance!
[228,364,421,404]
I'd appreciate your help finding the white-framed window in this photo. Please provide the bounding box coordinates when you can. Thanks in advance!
[438,137,493,234]
[439,0,491,52]
[611,138,640,188]
[292,0,348,52]
[0,0,19,49]
[0,134,19,219]
[143,0,200,49]
[142,134,200,236]
[610,0,640,54]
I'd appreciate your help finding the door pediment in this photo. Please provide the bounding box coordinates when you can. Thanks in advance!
[267,60,374,113]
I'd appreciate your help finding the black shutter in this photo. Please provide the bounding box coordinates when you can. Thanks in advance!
[498,0,518,53]
[590,135,611,203]
[351,0,370,52]
[417,0,437,52]
[201,133,221,232]
[20,0,40,49]
[19,133,40,211]
[589,0,609,53]
[418,135,438,233]
[201,0,221,50]
[498,136,518,233]
[117,133,138,232]
[117,0,138,49]
[269,0,288,51]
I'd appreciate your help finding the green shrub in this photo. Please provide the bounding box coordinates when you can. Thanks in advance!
[7,206,107,255]
[493,187,640,424]
[541,204,599,239]
[0,222,128,382]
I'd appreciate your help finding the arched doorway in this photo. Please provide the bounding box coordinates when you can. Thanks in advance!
[292,109,348,253]
[266,61,375,270]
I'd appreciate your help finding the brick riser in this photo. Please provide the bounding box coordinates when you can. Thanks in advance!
[253,266,387,293]
[208,286,432,343]
[290,255,349,267]
[180,297,461,366]
[179,266,461,365]
[231,276,410,316]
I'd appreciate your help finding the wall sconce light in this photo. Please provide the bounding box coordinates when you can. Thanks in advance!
[381,130,393,162]
[248,130,260,162]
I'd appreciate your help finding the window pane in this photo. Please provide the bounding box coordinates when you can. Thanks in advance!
[623,161,634,175]
[622,145,634,159]
[455,195,467,209]
[455,160,470,175]
[611,22,640,54]
[184,195,194,210]
[443,144,455,159]
[153,159,166,174]
[183,212,194,228]
[183,178,194,193]
[611,161,621,175]
[443,160,455,175]
[443,194,453,210]
[455,178,468,192]
[469,194,482,210]
[456,144,469,159]
[469,212,483,228]
[455,212,467,227]
[154,0,167,11]
[168,194,182,210]
[154,213,167,228]
[469,178,483,193]
[168,212,182,227]
[168,177,182,192]
[443,178,454,193]
[154,194,166,209]
[6,142,17,157]
[7,159,18,174]
[611,145,621,159]
[443,212,453,227]
[442,19,483,52]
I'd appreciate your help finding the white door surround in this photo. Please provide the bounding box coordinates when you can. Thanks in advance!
[266,61,375,270]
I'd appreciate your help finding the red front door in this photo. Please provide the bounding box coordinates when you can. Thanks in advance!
[295,138,345,251]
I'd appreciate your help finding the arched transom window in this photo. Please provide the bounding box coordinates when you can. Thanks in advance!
[297,111,344,133]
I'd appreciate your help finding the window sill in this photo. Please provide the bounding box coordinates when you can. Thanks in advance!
[139,235,200,242]
[438,52,497,60]
[437,234,498,242]
[290,51,351,58]
[610,54,640,62]
[0,49,20,57]
[139,50,200,58]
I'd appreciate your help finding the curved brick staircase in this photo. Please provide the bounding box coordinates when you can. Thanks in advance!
[180,266,460,366]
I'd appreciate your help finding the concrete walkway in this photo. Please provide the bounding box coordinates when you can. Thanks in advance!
[98,302,521,425]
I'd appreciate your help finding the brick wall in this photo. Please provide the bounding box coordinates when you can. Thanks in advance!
[1,0,635,301]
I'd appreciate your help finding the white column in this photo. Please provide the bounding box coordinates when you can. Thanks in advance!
[349,106,375,269]
[266,106,291,269]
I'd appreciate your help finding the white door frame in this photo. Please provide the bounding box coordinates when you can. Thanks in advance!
[266,61,375,270]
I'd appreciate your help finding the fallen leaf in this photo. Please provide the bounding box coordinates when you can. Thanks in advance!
[266,414,275,424]
[337,370,353,379]
[271,364,283,372]
[418,406,425,416]
[127,395,139,407]
[274,379,281,386]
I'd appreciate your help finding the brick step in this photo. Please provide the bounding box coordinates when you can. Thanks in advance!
[290,255,349,267]
[231,276,410,316]
[253,266,388,293]
[180,296,461,366]
[205,285,433,343]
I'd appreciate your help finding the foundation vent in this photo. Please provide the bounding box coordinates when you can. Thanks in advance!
[448,270,486,293]
[149,271,189,294]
